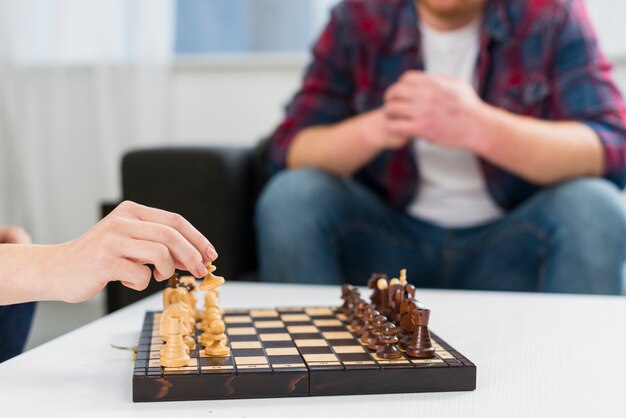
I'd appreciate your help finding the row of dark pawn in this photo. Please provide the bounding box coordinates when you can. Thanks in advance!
[338,284,435,360]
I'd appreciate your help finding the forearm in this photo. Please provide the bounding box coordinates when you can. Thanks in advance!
[287,110,389,177]
[476,105,604,185]
[0,244,65,305]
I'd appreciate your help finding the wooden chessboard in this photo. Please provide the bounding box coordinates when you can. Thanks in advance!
[133,307,476,402]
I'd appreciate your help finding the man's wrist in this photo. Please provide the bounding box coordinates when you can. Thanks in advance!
[357,109,390,153]
[469,102,504,157]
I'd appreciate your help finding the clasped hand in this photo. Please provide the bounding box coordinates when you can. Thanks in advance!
[370,70,491,151]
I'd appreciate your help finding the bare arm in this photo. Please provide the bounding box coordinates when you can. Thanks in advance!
[287,109,409,177]
[0,244,62,304]
[0,201,218,305]
[475,106,603,184]
[385,72,608,185]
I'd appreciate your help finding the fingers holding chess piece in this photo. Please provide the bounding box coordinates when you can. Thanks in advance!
[376,322,402,360]
[204,319,230,357]
[199,261,225,291]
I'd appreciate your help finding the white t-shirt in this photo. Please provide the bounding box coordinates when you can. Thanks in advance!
[407,19,503,227]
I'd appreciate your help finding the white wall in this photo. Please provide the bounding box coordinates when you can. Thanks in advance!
[171,56,626,147]
[171,54,306,146]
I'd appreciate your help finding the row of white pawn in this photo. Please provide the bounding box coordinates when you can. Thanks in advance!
[159,267,229,368]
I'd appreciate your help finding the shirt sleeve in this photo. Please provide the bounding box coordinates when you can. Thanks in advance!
[551,0,626,188]
[266,5,356,174]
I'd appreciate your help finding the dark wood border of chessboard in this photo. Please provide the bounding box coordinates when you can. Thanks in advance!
[132,309,476,402]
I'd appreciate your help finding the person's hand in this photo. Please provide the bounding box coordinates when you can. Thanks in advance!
[383,71,491,151]
[0,226,32,244]
[359,109,413,151]
[49,201,218,303]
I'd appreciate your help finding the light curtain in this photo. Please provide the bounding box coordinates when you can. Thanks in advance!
[0,0,174,244]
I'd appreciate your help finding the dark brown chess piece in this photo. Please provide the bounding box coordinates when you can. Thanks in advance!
[387,279,405,323]
[406,308,436,359]
[167,273,180,288]
[376,323,402,359]
[345,290,361,321]
[367,273,388,310]
[360,309,380,345]
[356,305,374,336]
[180,278,196,293]
[344,301,356,324]
[350,300,366,331]
[338,284,355,313]
[377,279,391,319]
[367,315,388,351]
[398,328,411,351]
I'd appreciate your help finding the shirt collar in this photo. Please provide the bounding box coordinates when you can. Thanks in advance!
[390,0,512,54]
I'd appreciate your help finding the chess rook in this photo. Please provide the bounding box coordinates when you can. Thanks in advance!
[406,308,436,359]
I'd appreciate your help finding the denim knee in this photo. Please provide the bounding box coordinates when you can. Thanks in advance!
[540,178,626,237]
[255,168,344,237]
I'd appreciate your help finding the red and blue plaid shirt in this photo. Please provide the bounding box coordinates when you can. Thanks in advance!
[267,0,626,210]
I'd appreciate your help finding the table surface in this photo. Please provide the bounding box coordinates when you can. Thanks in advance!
[1,281,624,417]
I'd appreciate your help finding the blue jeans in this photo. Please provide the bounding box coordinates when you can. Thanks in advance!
[255,169,626,294]
[0,302,36,362]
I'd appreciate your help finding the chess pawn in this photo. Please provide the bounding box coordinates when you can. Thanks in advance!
[344,300,356,324]
[406,308,436,359]
[201,307,221,330]
[200,311,223,346]
[356,305,374,336]
[350,300,366,332]
[376,322,402,360]
[167,273,180,288]
[338,284,355,313]
[345,288,361,316]
[204,319,230,357]
[180,276,200,320]
[398,328,411,351]
[160,317,191,368]
[207,288,221,304]
[181,313,196,351]
[360,309,380,345]
[367,315,388,351]
[199,261,225,291]
[204,292,221,313]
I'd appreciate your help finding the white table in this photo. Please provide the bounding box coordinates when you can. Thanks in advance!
[1,282,624,417]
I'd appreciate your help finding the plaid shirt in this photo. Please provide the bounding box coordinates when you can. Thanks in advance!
[267,0,626,210]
